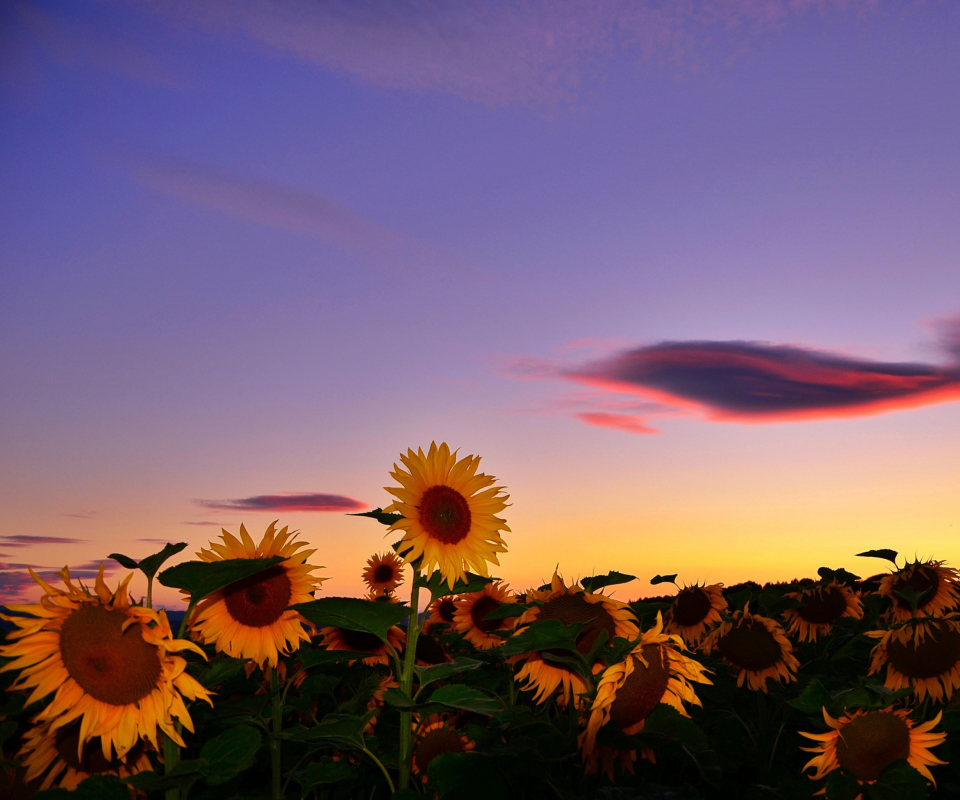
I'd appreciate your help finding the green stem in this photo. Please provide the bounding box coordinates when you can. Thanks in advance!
[271,667,283,800]
[163,723,183,800]
[362,746,396,795]
[146,576,153,609]
[398,572,423,791]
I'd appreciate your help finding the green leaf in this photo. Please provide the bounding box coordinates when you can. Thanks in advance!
[865,761,928,800]
[350,507,403,526]
[298,758,357,793]
[198,726,262,785]
[427,752,509,799]
[479,602,528,621]
[428,685,500,715]
[856,549,899,567]
[825,768,865,800]
[788,678,832,716]
[157,556,285,602]
[197,657,245,688]
[892,586,931,613]
[136,542,188,581]
[414,657,483,689]
[580,571,637,592]
[292,597,410,641]
[649,573,678,586]
[298,647,376,668]
[415,570,495,599]
[285,713,372,748]
[35,774,132,800]
[108,552,139,570]
[499,619,585,657]
[383,688,418,708]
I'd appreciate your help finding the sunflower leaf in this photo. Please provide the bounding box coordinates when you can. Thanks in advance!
[824,768,864,800]
[197,657,246,688]
[297,758,357,793]
[649,574,678,587]
[108,552,139,570]
[427,751,510,798]
[414,657,483,688]
[284,712,373,748]
[350,508,403,526]
[136,542,189,581]
[383,687,418,708]
[866,761,928,800]
[198,725,262,785]
[581,571,637,592]
[428,684,500,715]
[35,774,138,799]
[415,570,495,599]
[298,647,379,667]
[292,596,410,641]
[157,555,286,603]
[499,619,586,657]
[855,549,899,567]
[481,603,528,621]
[787,678,833,716]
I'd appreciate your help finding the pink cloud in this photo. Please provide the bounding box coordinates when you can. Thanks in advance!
[197,493,367,513]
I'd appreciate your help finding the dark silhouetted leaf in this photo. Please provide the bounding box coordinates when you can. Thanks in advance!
[650,574,678,586]
[197,657,245,688]
[298,647,375,668]
[856,550,899,566]
[108,553,139,570]
[350,508,403,526]
[383,688,418,708]
[788,678,832,715]
[415,570,494,599]
[825,768,864,800]
[581,571,637,592]
[499,619,585,657]
[866,760,928,800]
[198,726,262,785]
[428,752,509,799]
[158,556,285,603]
[298,758,357,793]
[480,603,527,621]
[292,597,410,642]
[414,657,483,688]
[36,774,132,799]
[429,685,500,715]
[136,542,188,581]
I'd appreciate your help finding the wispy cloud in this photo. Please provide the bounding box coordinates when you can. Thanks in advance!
[0,535,87,548]
[64,511,96,519]
[196,493,366,513]
[179,522,227,527]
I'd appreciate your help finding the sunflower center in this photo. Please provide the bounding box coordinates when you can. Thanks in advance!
[672,588,712,627]
[418,485,472,544]
[609,646,670,731]
[892,567,939,610]
[54,720,143,774]
[887,622,960,680]
[797,587,848,625]
[338,628,385,652]
[58,605,162,706]
[413,726,466,775]
[416,633,449,665]
[470,595,503,633]
[835,712,910,782]
[373,564,396,584]
[223,565,292,628]
[540,593,617,654]
[436,599,457,624]
[717,619,783,672]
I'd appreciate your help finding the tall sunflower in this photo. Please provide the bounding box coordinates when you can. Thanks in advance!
[801,707,946,795]
[513,572,639,708]
[877,559,960,622]
[663,583,727,645]
[0,565,212,761]
[579,612,711,780]
[384,442,509,588]
[190,522,324,667]
[701,608,799,692]
[426,596,458,627]
[453,581,516,650]
[868,618,960,703]
[782,582,863,643]
[363,552,405,596]
[410,714,475,780]
[318,624,406,666]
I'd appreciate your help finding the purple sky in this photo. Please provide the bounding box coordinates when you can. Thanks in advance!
[1,1,958,605]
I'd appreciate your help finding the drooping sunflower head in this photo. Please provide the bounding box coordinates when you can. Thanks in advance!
[0,564,212,762]
[664,583,727,645]
[384,442,509,589]
[318,623,406,667]
[878,559,960,622]
[426,596,459,627]
[868,617,960,703]
[783,582,863,643]
[579,612,711,778]
[410,714,476,780]
[701,608,799,692]
[363,552,405,596]
[453,581,516,650]
[801,708,946,790]
[190,521,324,667]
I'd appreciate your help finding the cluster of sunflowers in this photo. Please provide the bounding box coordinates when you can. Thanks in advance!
[0,442,958,799]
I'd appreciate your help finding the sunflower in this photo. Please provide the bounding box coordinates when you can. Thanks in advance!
[363,552,405,596]
[782,582,863,643]
[580,612,711,780]
[410,714,475,779]
[867,618,960,703]
[701,608,799,692]
[453,581,516,650]
[514,572,639,708]
[415,629,453,666]
[364,675,399,734]
[801,707,946,796]
[16,717,152,791]
[318,624,406,666]
[426,597,459,627]
[877,559,960,622]
[384,442,509,589]
[0,565,211,761]
[190,522,324,668]
[663,583,727,645]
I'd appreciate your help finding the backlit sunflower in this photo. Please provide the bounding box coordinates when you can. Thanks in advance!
[410,714,475,780]
[318,623,405,666]
[579,612,711,780]
[867,618,960,703]
[701,608,799,692]
[426,596,458,627]
[363,552,405,596]
[782,582,863,643]
[454,581,516,650]
[877,559,960,622]
[514,572,639,708]
[384,442,509,589]
[0,565,211,760]
[664,583,727,645]
[801,707,946,796]
[190,521,324,668]
[16,717,152,791]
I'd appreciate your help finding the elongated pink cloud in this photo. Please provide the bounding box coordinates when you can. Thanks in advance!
[0,535,87,548]
[197,493,366,513]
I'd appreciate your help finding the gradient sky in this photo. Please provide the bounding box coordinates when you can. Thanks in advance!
[2,0,958,609]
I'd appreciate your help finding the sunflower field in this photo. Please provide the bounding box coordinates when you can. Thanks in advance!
[2,443,960,800]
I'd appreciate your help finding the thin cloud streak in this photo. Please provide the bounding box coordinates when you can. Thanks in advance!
[0,535,87,548]
[197,493,366,513]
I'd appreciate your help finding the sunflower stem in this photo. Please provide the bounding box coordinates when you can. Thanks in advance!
[270,666,283,800]
[398,572,422,790]
[163,728,182,800]
[362,745,396,794]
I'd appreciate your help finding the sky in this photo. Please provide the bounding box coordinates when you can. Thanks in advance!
[1,0,958,609]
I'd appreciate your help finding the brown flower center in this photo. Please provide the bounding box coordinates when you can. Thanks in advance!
[223,565,292,627]
[892,566,939,611]
[337,628,385,653]
[418,485,472,544]
[55,719,145,774]
[413,726,466,775]
[609,646,670,731]
[58,605,162,706]
[797,587,849,625]
[416,633,449,665]
[717,618,784,672]
[436,598,457,623]
[835,712,910,782]
[672,588,713,627]
[539,593,617,655]
[887,622,960,680]
[373,564,397,584]
[469,595,503,633]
